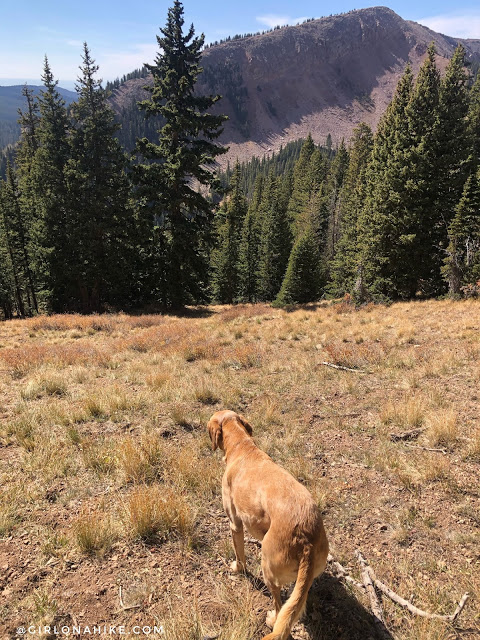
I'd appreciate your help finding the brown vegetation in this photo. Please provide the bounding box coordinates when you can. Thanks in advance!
[0,300,479,639]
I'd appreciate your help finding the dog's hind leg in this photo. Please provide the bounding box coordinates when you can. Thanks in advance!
[261,556,282,629]
[230,519,246,573]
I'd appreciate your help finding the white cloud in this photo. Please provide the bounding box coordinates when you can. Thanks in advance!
[66,39,83,48]
[418,12,480,39]
[97,43,159,80]
[256,14,309,29]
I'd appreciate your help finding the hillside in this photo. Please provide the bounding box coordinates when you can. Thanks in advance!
[0,85,77,148]
[0,301,479,639]
[109,6,480,164]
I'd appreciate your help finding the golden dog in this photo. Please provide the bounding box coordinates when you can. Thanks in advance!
[208,410,328,640]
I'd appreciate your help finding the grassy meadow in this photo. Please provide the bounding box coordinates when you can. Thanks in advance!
[0,300,479,639]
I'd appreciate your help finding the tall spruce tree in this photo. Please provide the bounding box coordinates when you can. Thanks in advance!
[238,174,263,302]
[330,123,373,296]
[442,170,480,294]
[34,57,72,311]
[134,0,227,308]
[275,196,322,306]
[256,171,291,300]
[211,162,247,303]
[357,63,423,299]
[67,44,134,312]
[0,163,37,316]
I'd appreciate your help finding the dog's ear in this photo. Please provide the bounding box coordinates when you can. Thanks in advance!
[238,414,253,437]
[207,417,223,451]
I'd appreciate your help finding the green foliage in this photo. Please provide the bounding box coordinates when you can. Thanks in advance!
[442,170,480,294]
[211,162,247,302]
[133,0,227,308]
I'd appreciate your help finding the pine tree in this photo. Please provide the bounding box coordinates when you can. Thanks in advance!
[66,44,134,312]
[442,170,480,295]
[330,123,373,295]
[0,178,16,318]
[238,174,263,302]
[468,73,480,169]
[323,140,349,265]
[357,58,441,300]
[286,134,316,230]
[211,162,247,302]
[274,223,322,305]
[0,163,37,316]
[134,0,227,308]
[425,45,470,293]
[257,171,291,300]
[33,57,72,311]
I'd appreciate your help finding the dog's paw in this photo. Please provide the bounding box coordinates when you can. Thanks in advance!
[265,610,277,629]
[230,560,245,573]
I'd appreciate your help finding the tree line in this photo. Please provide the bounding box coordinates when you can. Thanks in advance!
[0,1,226,318]
[1,9,479,319]
[212,44,480,305]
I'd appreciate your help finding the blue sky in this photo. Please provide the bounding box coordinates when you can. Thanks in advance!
[1,1,480,90]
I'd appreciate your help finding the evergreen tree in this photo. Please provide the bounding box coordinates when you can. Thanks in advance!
[274,223,322,305]
[357,58,442,299]
[330,123,373,295]
[426,45,470,293]
[16,86,41,312]
[66,44,134,312]
[211,162,247,302]
[238,174,263,302]
[323,139,349,265]
[257,171,291,300]
[134,0,227,308]
[468,73,480,169]
[442,170,480,295]
[0,163,37,316]
[286,134,316,230]
[34,56,72,311]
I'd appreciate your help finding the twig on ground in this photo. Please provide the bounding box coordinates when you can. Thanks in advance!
[328,553,469,626]
[355,551,390,640]
[404,443,448,454]
[320,361,368,373]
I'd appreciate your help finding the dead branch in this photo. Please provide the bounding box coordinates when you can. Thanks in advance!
[328,554,469,626]
[404,443,447,455]
[327,554,365,591]
[347,552,469,624]
[320,361,367,373]
[390,428,425,442]
[355,551,391,640]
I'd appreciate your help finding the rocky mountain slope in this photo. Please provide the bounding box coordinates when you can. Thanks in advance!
[110,6,480,165]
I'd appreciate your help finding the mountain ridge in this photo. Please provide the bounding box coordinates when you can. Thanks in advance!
[109,6,480,165]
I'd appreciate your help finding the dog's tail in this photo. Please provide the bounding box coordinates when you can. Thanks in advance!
[261,545,316,640]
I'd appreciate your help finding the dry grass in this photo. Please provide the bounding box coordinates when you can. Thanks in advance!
[1,300,479,640]
[73,510,116,556]
[125,484,196,544]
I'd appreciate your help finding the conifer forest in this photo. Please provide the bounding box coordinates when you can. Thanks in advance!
[1,1,480,319]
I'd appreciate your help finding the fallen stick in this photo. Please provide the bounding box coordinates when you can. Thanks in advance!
[328,554,469,626]
[404,443,447,455]
[320,361,367,373]
[356,551,391,640]
[356,552,469,624]
[328,554,365,591]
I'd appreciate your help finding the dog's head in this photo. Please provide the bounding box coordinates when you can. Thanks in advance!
[207,410,253,452]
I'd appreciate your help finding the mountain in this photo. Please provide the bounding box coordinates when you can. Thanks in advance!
[109,6,480,165]
[0,85,77,148]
